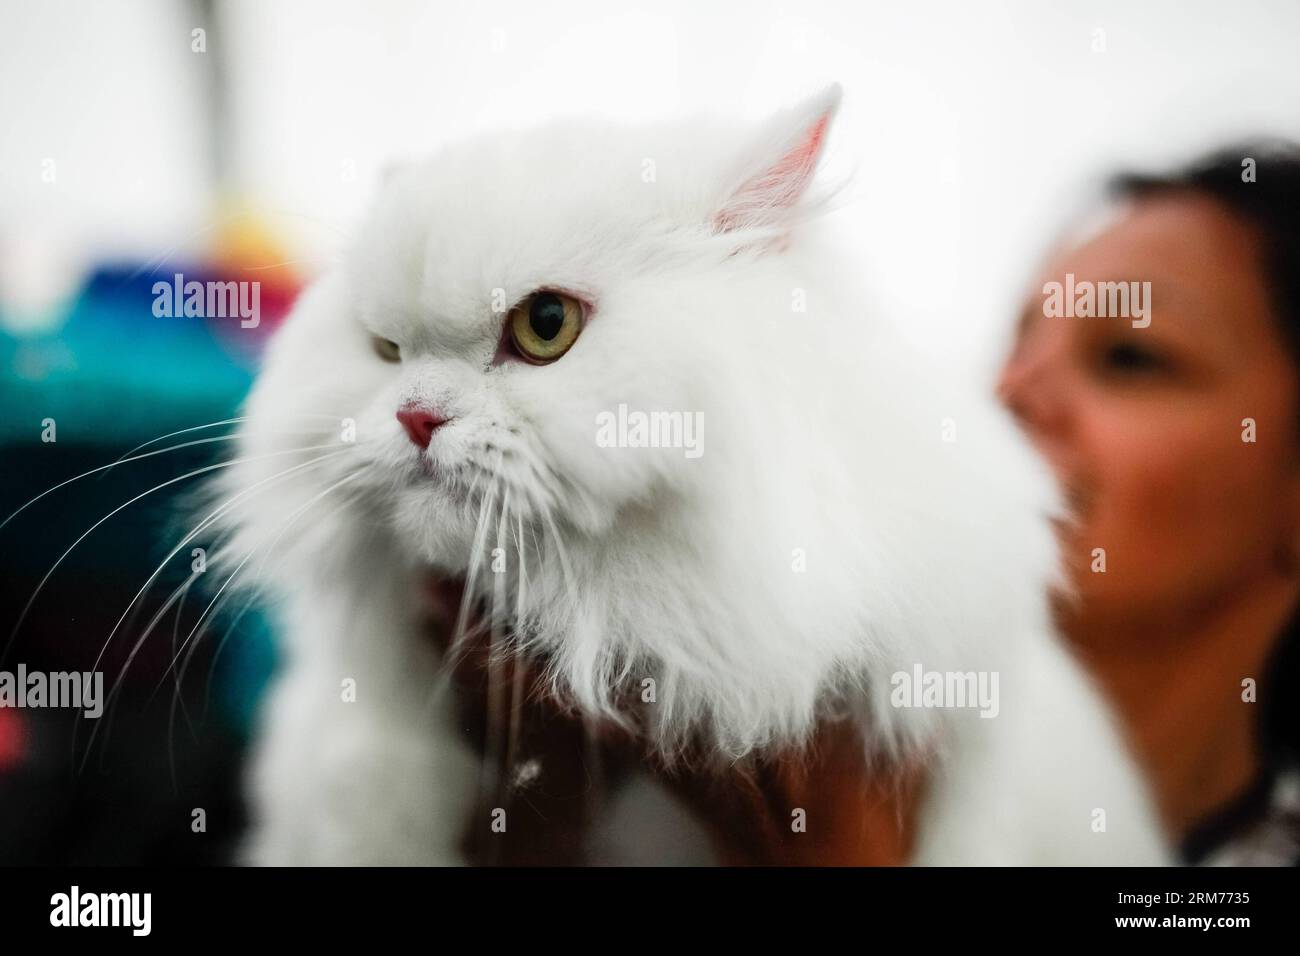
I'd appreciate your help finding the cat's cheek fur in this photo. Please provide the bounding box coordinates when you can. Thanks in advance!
[509,281,725,529]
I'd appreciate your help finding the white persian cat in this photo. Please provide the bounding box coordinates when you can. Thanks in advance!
[210,86,1168,865]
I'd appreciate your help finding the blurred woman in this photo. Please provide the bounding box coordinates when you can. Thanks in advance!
[998,143,1300,864]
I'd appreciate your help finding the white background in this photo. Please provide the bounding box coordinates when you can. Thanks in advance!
[3,0,1299,372]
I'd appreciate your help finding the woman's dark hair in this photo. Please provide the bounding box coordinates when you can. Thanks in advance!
[1112,142,1300,805]
[1112,141,1300,370]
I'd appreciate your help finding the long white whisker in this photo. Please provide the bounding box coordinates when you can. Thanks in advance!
[83,446,350,677]
[423,465,498,717]
[1,436,247,533]
[506,498,528,777]
[451,468,501,659]
[538,505,578,609]
[75,565,198,775]
[79,453,355,773]
[484,486,511,792]
[101,416,343,479]
[104,419,250,474]
[169,469,363,770]
[169,571,200,740]
[197,488,357,725]
[4,447,334,665]
[163,469,365,701]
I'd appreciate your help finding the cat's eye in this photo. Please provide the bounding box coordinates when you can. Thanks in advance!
[372,336,401,363]
[508,291,583,364]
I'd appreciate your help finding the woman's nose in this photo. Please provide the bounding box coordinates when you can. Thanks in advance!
[997,330,1071,439]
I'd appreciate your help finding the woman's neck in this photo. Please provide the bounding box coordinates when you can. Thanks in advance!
[1063,573,1299,841]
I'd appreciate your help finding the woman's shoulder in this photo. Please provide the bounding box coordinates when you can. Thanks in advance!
[1195,767,1300,867]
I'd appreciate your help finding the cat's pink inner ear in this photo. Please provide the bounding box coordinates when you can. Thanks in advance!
[713,108,834,234]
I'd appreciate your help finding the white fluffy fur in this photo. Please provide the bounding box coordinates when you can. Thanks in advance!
[211,86,1169,864]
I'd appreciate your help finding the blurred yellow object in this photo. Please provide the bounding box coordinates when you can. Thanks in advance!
[209,201,302,292]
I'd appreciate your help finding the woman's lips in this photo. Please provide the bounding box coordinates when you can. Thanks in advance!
[1048,476,1096,557]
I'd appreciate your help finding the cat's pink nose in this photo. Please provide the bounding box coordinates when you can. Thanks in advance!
[397,403,450,448]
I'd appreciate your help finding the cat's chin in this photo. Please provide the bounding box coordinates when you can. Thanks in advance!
[390,487,480,571]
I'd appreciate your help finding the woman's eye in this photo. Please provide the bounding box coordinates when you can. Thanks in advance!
[508,291,582,363]
[372,336,401,363]
[1101,341,1166,375]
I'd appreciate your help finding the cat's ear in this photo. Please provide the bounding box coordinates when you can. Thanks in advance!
[712,84,841,235]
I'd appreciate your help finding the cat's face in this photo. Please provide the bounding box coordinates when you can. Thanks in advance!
[340,127,711,568]
[228,87,987,754]
[254,91,842,576]
[224,86,1066,757]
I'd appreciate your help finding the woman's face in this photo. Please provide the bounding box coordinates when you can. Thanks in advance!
[998,192,1300,628]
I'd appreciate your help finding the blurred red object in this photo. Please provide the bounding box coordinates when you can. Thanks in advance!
[0,708,25,771]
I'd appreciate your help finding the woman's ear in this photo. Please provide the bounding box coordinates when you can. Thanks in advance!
[712,84,842,235]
